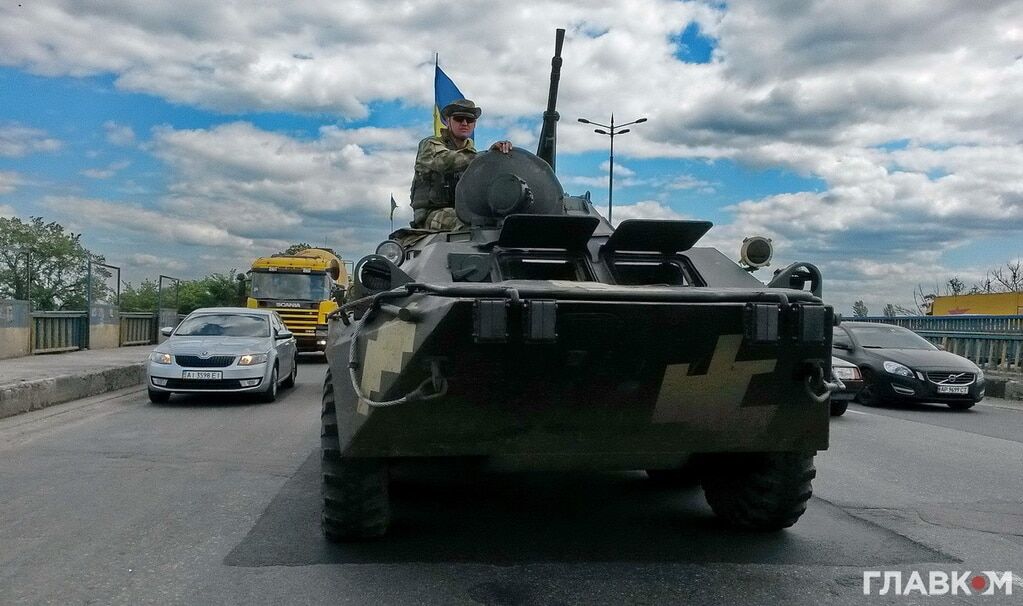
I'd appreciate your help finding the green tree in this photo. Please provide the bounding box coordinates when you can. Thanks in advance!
[119,279,159,311]
[176,271,242,314]
[852,300,869,318]
[0,215,107,310]
[882,303,898,318]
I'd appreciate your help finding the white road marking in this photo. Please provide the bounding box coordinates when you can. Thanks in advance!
[844,409,870,416]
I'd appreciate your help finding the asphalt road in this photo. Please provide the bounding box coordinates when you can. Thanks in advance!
[1,360,1021,605]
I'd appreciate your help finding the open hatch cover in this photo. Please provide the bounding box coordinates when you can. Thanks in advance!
[603,219,713,254]
[496,214,599,251]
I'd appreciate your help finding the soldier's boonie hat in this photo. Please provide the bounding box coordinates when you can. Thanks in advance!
[442,99,482,119]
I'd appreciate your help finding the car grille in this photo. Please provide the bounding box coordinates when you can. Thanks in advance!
[163,378,254,390]
[926,372,975,385]
[174,355,235,368]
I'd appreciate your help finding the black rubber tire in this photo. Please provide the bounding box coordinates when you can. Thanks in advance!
[260,366,279,403]
[645,460,702,487]
[147,388,170,403]
[946,400,976,410]
[701,452,816,531]
[321,369,390,541]
[856,369,884,407]
[282,357,297,389]
[830,400,848,416]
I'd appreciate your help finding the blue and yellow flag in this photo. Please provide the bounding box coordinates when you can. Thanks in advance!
[434,58,467,137]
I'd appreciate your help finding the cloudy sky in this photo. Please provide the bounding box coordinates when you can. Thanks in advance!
[1,0,1021,314]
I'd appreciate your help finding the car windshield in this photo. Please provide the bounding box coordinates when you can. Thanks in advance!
[174,314,270,337]
[847,325,936,350]
[250,271,330,301]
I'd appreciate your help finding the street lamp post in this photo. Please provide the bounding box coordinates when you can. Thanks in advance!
[577,114,647,224]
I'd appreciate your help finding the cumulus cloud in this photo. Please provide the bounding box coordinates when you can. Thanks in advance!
[81,160,132,179]
[611,200,689,225]
[0,171,22,194]
[0,124,62,157]
[2,0,1022,311]
[103,121,136,146]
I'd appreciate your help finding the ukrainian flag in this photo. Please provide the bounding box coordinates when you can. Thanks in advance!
[434,59,467,137]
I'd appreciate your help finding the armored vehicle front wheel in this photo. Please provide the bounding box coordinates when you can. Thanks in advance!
[701,452,815,531]
[321,370,390,541]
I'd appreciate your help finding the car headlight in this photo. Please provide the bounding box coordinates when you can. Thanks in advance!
[238,353,269,366]
[375,240,404,266]
[150,352,172,364]
[883,361,914,378]
[976,368,984,380]
[833,366,861,380]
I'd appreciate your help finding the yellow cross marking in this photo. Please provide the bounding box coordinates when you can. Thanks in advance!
[360,319,417,397]
[652,334,776,424]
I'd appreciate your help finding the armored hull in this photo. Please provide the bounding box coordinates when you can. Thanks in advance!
[327,282,830,467]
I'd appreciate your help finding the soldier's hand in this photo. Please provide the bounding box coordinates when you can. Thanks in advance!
[489,140,513,154]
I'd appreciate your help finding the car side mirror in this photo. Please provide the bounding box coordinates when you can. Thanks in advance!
[833,342,850,351]
[160,327,174,337]
[276,329,293,340]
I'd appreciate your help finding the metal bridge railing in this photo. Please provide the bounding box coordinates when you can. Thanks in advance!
[120,312,157,346]
[31,311,88,354]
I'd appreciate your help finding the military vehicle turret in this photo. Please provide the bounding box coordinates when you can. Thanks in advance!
[320,29,837,540]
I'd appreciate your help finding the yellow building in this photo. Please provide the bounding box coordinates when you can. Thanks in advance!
[931,291,1023,315]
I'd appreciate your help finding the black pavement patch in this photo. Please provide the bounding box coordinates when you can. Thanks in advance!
[224,450,950,567]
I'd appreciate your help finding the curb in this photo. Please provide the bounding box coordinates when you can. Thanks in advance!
[0,364,145,420]
[983,375,1023,401]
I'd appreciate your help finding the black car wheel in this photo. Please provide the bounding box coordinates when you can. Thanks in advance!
[857,369,885,407]
[282,356,297,388]
[829,400,848,416]
[260,366,279,403]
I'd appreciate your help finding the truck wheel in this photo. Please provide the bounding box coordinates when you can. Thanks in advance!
[147,388,170,403]
[321,370,390,541]
[830,400,848,416]
[702,452,815,531]
[259,366,278,403]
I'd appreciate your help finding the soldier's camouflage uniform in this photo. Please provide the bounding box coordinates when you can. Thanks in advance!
[410,129,475,230]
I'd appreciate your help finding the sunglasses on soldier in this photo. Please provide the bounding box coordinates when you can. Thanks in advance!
[449,115,476,124]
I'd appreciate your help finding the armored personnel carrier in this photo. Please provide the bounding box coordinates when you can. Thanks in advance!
[321,30,837,540]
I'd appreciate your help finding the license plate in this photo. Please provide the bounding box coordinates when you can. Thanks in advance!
[937,385,968,394]
[182,371,222,380]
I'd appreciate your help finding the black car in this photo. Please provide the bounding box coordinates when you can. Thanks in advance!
[833,322,985,410]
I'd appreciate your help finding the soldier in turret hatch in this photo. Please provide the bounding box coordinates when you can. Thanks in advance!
[410,99,513,230]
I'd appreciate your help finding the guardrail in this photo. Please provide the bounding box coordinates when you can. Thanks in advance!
[858,315,1023,371]
[120,312,157,346]
[31,311,88,354]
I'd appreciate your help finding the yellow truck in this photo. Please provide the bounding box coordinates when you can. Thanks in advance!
[246,248,349,352]
[930,291,1023,315]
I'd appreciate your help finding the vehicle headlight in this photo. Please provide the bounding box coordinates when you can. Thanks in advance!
[833,366,861,380]
[375,240,404,266]
[883,361,914,378]
[238,353,269,366]
[150,352,172,365]
[976,368,984,380]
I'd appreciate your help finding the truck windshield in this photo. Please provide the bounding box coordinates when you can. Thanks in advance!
[250,272,330,301]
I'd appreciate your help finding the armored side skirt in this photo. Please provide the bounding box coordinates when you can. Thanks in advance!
[327,291,831,467]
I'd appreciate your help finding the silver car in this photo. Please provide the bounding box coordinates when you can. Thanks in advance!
[146,307,298,403]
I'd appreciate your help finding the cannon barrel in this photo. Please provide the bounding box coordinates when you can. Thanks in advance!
[535,28,565,171]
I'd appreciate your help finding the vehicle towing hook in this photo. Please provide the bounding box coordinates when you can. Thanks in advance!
[804,363,843,404]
